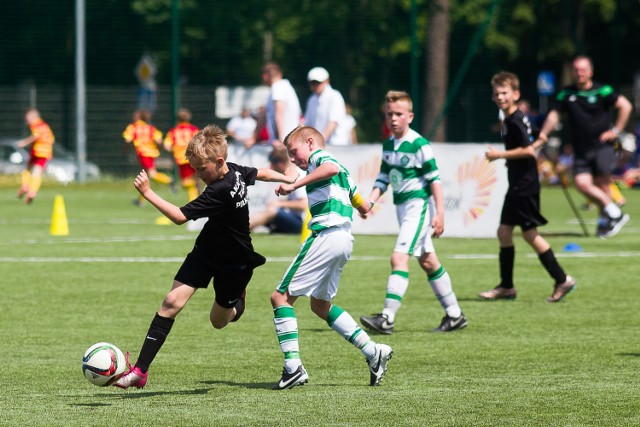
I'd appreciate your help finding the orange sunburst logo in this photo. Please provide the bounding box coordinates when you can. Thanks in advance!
[456,156,497,225]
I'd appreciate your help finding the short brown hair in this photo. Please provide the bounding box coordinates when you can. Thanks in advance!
[385,90,413,111]
[177,108,192,123]
[283,125,325,148]
[491,71,520,91]
[186,124,228,162]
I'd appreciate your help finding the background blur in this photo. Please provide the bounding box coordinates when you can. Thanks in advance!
[1,0,639,177]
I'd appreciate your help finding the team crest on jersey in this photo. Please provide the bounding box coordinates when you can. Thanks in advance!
[569,95,577,102]
[400,155,410,166]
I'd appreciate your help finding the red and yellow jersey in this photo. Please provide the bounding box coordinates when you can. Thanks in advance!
[122,120,162,158]
[29,119,55,159]
[164,122,199,165]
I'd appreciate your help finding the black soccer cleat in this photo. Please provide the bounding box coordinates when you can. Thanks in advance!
[432,313,468,333]
[272,365,309,390]
[360,313,394,335]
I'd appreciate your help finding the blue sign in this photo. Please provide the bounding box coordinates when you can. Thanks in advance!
[537,71,556,96]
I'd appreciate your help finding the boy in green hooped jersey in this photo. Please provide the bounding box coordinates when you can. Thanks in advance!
[360,90,467,334]
[270,125,393,390]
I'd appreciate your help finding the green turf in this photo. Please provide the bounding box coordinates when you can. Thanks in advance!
[1,181,639,426]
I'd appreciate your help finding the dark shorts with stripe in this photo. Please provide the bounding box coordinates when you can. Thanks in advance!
[500,193,548,232]
[573,144,615,177]
[174,249,264,308]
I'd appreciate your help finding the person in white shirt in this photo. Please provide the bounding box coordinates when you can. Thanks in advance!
[262,63,302,149]
[226,107,257,148]
[303,67,349,146]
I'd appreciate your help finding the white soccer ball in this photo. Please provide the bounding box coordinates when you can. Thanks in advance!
[82,342,127,387]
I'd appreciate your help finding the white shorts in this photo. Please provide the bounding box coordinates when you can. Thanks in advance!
[393,197,435,257]
[276,226,353,301]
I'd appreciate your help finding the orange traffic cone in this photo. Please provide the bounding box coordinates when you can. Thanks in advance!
[50,194,69,236]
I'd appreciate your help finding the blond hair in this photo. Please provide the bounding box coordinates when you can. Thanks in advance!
[186,124,228,162]
[491,71,520,91]
[385,90,413,111]
[283,125,325,149]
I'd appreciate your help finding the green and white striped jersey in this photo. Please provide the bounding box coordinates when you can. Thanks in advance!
[374,128,440,205]
[305,149,357,231]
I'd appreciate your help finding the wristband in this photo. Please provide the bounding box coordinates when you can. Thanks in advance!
[611,127,621,136]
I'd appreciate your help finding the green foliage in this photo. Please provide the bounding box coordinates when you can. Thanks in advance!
[1,182,639,425]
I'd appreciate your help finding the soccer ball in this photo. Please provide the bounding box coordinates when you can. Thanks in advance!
[82,342,127,386]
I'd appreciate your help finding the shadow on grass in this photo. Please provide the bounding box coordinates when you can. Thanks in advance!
[104,387,215,399]
[201,380,274,389]
[69,403,111,407]
[617,352,640,357]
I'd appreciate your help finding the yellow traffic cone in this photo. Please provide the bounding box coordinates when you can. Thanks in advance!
[300,210,312,242]
[50,194,69,236]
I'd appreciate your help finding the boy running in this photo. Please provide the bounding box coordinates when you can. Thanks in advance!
[164,108,201,201]
[360,91,467,334]
[270,126,392,390]
[122,110,174,205]
[479,72,576,302]
[17,109,55,204]
[115,125,298,389]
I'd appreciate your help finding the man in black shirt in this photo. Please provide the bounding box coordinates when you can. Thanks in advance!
[536,56,632,238]
[115,124,298,389]
[479,71,575,303]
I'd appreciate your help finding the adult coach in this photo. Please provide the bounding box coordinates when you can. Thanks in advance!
[261,63,302,148]
[303,67,348,145]
[536,55,632,238]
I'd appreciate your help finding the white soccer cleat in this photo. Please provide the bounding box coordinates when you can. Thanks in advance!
[367,343,393,386]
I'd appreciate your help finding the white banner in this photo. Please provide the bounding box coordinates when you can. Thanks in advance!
[227,142,508,238]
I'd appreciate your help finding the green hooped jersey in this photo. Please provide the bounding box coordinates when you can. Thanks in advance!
[306,149,357,231]
[374,128,440,204]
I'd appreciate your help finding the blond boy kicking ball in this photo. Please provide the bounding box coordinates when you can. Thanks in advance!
[114,125,298,389]
[270,125,392,390]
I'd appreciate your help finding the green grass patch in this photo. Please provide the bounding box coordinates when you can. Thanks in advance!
[1,182,639,426]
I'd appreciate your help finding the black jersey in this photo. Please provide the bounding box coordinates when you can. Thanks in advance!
[551,82,619,155]
[180,162,263,270]
[502,109,539,196]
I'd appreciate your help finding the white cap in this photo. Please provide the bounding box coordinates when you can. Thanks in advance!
[307,67,329,82]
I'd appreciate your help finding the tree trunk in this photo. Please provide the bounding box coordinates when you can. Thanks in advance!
[422,0,450,142]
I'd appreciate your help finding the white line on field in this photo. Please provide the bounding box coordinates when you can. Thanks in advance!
[1,252,639,263]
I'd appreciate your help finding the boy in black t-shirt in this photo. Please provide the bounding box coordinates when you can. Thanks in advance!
[478,72,576,304]
[115,124,298,389]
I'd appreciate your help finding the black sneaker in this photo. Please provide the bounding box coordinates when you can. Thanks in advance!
[272,365,309,390]
[599,213,629,239]
[360,313,394,335]
[432,313,468,332]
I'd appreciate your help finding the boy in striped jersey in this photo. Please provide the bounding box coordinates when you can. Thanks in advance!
[271,126,393,390]
[360,91,467,334]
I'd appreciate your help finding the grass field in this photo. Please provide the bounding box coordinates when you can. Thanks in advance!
[1,180,639,426]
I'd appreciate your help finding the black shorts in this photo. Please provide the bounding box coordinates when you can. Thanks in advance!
[174,250,255,308]
[573,144,615,177]
[500,194,548,231]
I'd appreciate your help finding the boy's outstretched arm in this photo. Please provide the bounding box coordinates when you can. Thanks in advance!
[257,166,300,184]
[134,170,188,225]
[275,162,338,196]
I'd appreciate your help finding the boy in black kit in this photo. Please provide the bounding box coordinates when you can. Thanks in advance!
[115,124,298,389]
[478,72,576,303]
